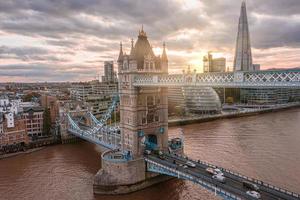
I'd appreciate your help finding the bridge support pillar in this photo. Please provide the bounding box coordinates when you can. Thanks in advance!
[93,151,171,194]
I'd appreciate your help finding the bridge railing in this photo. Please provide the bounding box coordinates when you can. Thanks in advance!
[88,93,120,127]
[244,70,300,83]
[67,113,121,150]
[174,154,300,199]
[133,70,300,88]
[145,158,242,200]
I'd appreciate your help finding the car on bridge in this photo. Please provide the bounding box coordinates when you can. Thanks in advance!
[213,168,224,176]
[246,191,261,199]
[206,167,215,175]
[179,163,188,169]
[212,174,226,183]
[186,161,196,168]
[206,167,224,176]
[144,150,151,155]
[243,181,259,191]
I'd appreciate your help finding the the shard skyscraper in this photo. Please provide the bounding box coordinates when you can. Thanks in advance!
[233,1,253,71]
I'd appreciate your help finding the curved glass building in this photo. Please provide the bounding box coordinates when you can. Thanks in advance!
[182,86,221,114]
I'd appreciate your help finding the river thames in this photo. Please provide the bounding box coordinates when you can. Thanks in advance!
[0,108,300,200]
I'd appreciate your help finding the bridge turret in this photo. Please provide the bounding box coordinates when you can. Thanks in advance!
[117,42,123,73]
[94,28,171,195]
[161,42,168,73]
[118,28,169,158]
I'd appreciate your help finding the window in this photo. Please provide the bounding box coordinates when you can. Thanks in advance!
[147,96,154,106]
[155,114,159,122]
[156,96,160,105]
[147,114,154,123]
[142,117,146,124]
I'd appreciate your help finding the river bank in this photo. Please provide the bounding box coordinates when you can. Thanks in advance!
[0,147,45,160]
[1,103,299,160]
[1,108,300,200]
[168,103,300,126]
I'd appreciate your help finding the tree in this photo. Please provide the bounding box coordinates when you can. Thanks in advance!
[175,106,185,116]
[43,108,51,136]
[23,92,40,102]
[226,97,234,104]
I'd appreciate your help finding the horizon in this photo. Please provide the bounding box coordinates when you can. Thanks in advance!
[1,0,300,82]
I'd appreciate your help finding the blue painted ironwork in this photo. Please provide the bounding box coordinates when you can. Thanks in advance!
[88,93,120,127]
[146,154,300,200]
[138,130,144,137]
[144,140,158,150]
[159,127,165,134]
[67,114,121,150]
[145,157,241,200]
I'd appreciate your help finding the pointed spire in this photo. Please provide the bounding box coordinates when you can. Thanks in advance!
[233,1,253,71]
[117,42,123,62]
[139,25,147,37]
[162,42,168,62]
[130,38,136,59]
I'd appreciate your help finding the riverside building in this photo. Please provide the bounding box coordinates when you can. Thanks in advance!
[203,52,226,73]
[168,66,222,115]
[0,113,28,149]
[70,62,118,119]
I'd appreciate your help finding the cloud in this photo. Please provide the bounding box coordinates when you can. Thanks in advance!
[0,0,300,82]
[0,45,70,62]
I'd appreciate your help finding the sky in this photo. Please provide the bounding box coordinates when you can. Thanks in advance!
[1,0,300,82]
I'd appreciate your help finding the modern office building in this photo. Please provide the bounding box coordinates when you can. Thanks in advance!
[203,52,226,73]
[233,1,253,71]
[168,67,222,115]
[168,87,185,115]
[240,88,300,105]
[183,86,221,114]
[102,61,117,83]
[70,61,118,119]
[231,2,300,105]
[70,81,117,119]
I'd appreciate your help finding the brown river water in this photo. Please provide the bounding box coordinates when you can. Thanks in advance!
[0,108,300,200]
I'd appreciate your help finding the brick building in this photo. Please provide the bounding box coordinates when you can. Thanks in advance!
[40,95,59,124]
[22,107,44,140]
[0,113,29,148]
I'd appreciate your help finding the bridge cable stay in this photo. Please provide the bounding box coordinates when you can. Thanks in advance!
[66,94,121,150]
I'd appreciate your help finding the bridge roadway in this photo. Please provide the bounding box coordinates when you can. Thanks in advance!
[145,153,299,200]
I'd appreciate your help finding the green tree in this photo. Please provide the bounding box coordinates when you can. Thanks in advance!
[43,108,51,136]
[175,106,185,116]
[23,92,40,102]
[226,97,234,104]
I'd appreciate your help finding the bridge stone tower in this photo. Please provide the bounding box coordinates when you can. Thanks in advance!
[94,28,171,194]
[118,28,169,158]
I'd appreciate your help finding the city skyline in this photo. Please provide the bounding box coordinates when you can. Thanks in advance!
[1,0,300,82]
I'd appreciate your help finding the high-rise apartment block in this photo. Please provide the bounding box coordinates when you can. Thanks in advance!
[102,61,117,83]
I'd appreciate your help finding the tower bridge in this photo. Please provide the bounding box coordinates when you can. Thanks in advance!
[63,28,300,199]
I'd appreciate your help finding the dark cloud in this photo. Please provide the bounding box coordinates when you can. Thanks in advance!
[46,39,78,48]
[0,45,69,62]
[0,0,300,81]
[0,63,98,82]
